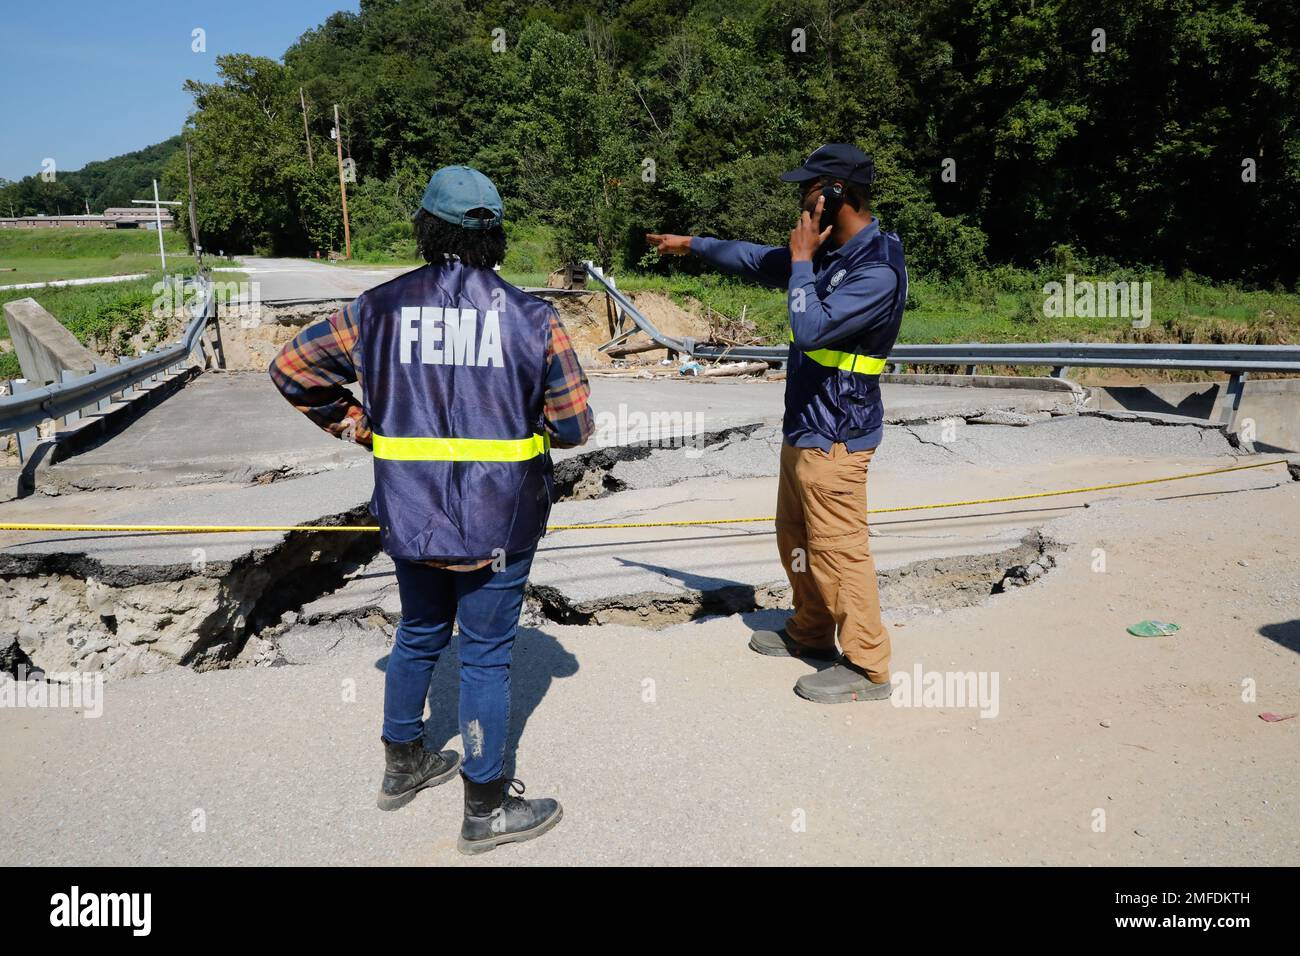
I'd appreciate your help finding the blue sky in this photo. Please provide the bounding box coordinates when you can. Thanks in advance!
[0,1,359,182]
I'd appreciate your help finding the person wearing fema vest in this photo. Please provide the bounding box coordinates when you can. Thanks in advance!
[647,143,905,704]
[270,166,593,853]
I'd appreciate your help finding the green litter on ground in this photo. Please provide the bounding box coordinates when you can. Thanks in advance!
[1127,620,1181,637]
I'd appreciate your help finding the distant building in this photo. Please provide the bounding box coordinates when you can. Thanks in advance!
[103,207,175,225]
[0,209,174,230]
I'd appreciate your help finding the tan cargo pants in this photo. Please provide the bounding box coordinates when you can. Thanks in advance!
[774,441,891,683]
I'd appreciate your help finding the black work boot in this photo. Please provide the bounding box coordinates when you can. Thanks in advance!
[377,737,461,811]
[458,774,563,855]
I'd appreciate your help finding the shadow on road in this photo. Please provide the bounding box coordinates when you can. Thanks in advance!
[1259,619,1300,655]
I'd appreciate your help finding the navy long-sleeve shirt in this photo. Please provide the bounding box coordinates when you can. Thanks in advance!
[691,219,900,450]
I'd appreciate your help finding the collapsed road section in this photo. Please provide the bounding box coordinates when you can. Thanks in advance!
[3,369,1292,679]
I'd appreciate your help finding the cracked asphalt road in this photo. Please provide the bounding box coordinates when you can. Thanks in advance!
[2,475,1297,865]
[2,363,1296,865]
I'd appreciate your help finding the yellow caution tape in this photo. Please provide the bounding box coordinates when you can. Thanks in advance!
[0,459,1287,535]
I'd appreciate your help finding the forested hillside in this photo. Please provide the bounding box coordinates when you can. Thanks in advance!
[60,1,1300,286]
[0,137,183,218]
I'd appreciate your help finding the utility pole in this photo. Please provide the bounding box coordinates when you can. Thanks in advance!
[300,88,314,167]
[185,142,201,265]
[333,103,351,259]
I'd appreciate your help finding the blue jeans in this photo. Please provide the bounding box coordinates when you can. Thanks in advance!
[382,548,536,783]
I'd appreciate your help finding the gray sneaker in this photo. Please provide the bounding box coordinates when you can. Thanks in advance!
[749,627,838,662]
[794,658,893,704]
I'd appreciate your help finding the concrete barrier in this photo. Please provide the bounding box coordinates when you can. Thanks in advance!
[2,297,98,386]
[1091,378,1300,452]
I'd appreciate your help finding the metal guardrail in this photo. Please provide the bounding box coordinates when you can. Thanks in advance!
[883,342,1300,374]
[0,275,219,453]
[689,341,1300,374]
[582,262,1299,441]
[582,261,1300,376]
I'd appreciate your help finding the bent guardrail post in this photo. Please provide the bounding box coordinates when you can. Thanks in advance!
[1215,370,1251,448]
[582,261,694,357]
[10,379,39,461]
[206,286,227,369]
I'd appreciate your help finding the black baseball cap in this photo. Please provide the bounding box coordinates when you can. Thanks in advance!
[779,143,875,185]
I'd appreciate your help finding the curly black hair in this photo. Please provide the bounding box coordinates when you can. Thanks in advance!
[413,207,507,268]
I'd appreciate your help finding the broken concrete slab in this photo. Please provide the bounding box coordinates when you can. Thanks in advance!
[272,614,392,666]
[39,370,369,492]
[3,297,98,386]
[0,465,378,677]
[567,376,1081,457]
[964,409,1052,426]
[556,409,1242,498]
[1,366,1282,679]
[0,463,374,571]
[298,551,399,622]
[1091,377,1300,452]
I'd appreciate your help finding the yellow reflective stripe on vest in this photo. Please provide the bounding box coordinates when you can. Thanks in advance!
[372,432,550,462]
[789,333,888,375]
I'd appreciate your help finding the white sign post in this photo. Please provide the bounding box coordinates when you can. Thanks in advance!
[131,180,182,272]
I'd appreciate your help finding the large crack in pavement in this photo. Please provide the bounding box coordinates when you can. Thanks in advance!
[552,421,774,499]
[526,530,1060,628]
[4,406,1289,679]
[228,530,1064,668]
[0,504,380,678]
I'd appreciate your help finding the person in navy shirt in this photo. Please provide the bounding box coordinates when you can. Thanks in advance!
[648,143,907,704]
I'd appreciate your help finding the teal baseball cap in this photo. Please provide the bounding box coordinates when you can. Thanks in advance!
[420,165,503,230]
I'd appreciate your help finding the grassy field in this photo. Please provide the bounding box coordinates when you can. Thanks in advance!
[0,275,178,379]
[0,228,212,378]
[0,228,195,283]
[613,269,1300,346]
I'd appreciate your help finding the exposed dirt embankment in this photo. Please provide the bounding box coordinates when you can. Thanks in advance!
[209,292,714,373]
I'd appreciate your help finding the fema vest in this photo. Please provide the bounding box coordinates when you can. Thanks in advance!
[784,228,907,445]
[355,261,554,563]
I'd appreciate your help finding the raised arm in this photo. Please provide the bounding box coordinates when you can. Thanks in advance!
[788,261,899,351]
[646,232,792,289]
